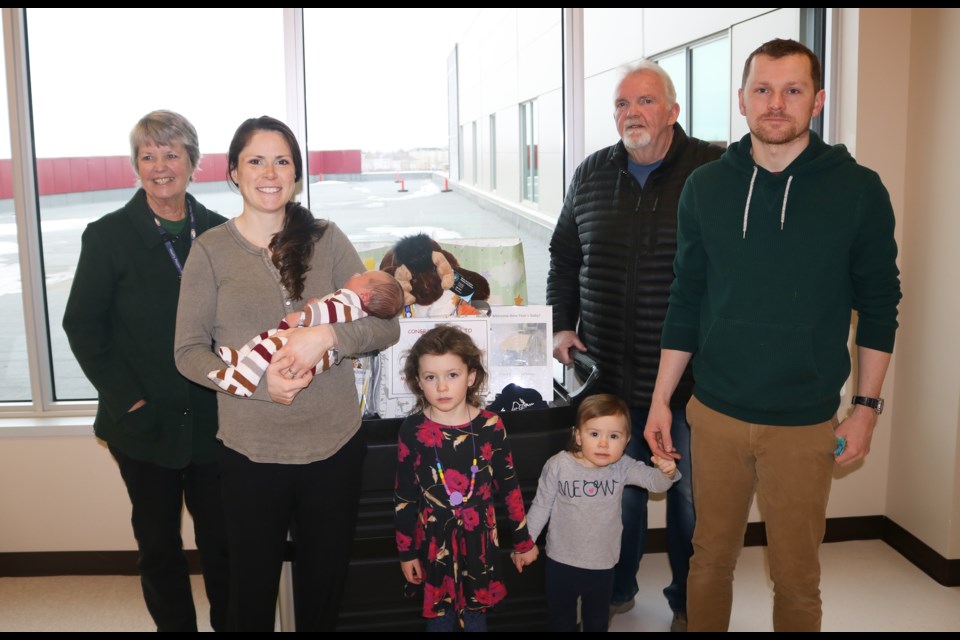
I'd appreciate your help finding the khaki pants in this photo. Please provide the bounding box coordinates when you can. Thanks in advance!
[686,396,837,632]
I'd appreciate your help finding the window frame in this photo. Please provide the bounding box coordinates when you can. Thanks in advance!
[520,98,538,204]
[652,33,731,147]
[3,7,56,417]
[0,8,309,422]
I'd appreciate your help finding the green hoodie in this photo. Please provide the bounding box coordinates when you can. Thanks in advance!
[662,131,901,425]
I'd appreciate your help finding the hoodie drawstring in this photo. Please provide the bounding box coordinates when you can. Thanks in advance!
[780,175,793,231]
[742,167,793,239]
[742,166,757,239]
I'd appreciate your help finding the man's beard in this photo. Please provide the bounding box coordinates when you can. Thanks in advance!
[750,115,806,146]
[622,128,652,150]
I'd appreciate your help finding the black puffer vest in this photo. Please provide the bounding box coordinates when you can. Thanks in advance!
[548,124,723,408]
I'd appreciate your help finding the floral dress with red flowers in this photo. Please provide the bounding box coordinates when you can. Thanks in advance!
[395,408,535,621]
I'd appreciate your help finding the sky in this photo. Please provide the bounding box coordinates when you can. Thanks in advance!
[1,8,480,158]
[304,8,480,152]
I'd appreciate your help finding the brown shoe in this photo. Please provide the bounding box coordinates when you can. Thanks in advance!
[670,611,687,632]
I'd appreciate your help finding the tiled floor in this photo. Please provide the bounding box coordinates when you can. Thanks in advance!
[609,539,960,633]
[1,540,957,632]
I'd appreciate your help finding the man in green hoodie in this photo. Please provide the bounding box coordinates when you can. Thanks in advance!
[643,39,901,632]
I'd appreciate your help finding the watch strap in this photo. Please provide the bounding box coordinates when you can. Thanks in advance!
[852,395,883,414]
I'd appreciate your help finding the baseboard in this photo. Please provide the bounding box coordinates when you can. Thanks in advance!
[881,517,960,587]
[0,550,201,577]
[3,516,956,586]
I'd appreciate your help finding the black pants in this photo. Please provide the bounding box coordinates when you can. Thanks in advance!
[545,556,614,632]
[110,445,230,632]
[217,430,366,632]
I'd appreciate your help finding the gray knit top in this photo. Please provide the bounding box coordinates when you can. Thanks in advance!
[175,218,399,464]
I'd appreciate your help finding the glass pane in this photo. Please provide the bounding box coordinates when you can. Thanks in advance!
[0,26,31,402]
[521,103,530,199]
[691,37,730,147]
[304,7,473,214]
[521,100,539,204]
[302,9,554,310]
[26,8,287,400]
[530,101,539,203]
[472,121,478,184]
[489,114,496,192]
[657,51,688,132]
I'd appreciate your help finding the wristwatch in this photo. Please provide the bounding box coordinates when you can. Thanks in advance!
[852,395,884,415]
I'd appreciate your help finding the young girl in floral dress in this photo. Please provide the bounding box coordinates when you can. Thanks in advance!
[394,324,538,631]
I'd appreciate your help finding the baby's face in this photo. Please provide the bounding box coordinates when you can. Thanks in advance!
[575,414,630,468]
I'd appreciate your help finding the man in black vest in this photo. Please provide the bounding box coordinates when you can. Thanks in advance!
[547,60,723,632]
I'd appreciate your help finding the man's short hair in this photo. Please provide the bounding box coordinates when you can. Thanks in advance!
[616,59,678,107]
[742,38,822,93]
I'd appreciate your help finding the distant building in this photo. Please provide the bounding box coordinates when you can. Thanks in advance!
[362,147,448,173]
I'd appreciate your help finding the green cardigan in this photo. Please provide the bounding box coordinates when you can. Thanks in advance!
[63,189,228,467]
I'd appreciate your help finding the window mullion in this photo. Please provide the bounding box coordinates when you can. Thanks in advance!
[3,8,57,415]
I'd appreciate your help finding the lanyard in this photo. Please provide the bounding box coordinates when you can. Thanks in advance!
[152,201,196,278]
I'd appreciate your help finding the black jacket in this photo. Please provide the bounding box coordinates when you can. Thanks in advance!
[547,124,723,408]
[63,189,228,468]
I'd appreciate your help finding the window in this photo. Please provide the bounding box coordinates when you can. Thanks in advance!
[656,51,688,132]
[458,124,466,183]
[690,38,730,146]
[299,9,541,270]
[489,115,497,192]
[655,35,730,147]
[23,8,287,403]
[0,23,30,402]
[520,99,539,203]
[472,121,478,184]
[802,7,828,138]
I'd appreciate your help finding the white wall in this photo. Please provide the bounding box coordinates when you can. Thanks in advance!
[517,10,563,103]
[537,88,564,217]
[0,434,194,552]
[460,123,475,186]
[881,8,960,558]
[642,8,776,58]
[826,8,906,523]
[583,71,619,157]
[494,105,521,203]
[458,8,563,217]
[583,9,644,78]
[478,117,490,190]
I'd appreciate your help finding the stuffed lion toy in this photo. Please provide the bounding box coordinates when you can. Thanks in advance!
[379,233,490,316]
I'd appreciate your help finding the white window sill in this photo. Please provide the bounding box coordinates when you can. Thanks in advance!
[0,416,95,437]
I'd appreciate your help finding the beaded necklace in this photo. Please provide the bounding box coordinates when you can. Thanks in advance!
[430,407,479,507]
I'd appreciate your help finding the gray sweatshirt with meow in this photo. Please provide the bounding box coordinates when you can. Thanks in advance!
[525,450,679,570]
